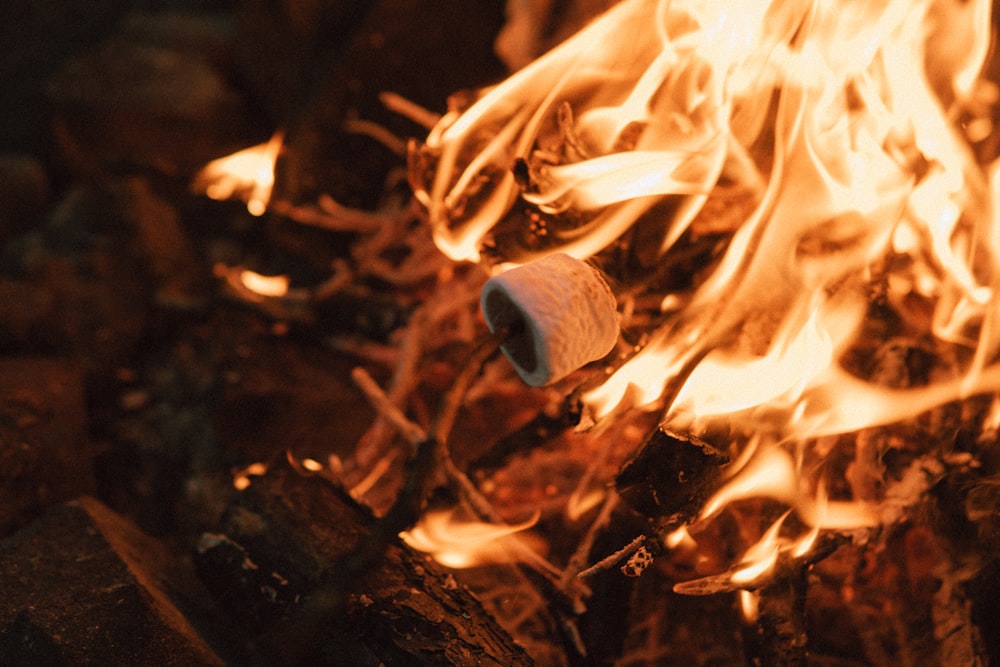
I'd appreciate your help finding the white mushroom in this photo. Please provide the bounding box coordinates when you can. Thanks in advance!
[480,253,619,386]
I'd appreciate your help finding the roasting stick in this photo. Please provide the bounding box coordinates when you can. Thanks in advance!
[351,352,574,590]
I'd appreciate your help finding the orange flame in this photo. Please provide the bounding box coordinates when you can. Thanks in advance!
[238,270,290,298]
[400,509,543,568]
[194,131,284,216]
[414,0,999,585]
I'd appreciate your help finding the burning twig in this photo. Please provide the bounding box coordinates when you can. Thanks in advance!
[562,490,619,586]
[577,533,648,579]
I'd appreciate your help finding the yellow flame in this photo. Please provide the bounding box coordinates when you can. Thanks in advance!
[730,514,787,585]
[400,509,542,568]
[300,457,324,472]
[417,0,999,424]
[415,0,999,583]
[195,131,284,216]
[664,524,696,550]
[239,270,290,298]
[739,589,760,623]
[233,461,268,490]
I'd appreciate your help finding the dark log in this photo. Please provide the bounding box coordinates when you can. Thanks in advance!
[0,154,50,244]
[248,0,509,208]
[196,460,534,666]
[0,497,226,665]
[0,0,130,153]
[615,427,729,520]
[741,567,808,667]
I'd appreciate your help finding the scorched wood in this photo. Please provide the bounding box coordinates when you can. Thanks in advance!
[615,426,729,521]
[196,459,533,666]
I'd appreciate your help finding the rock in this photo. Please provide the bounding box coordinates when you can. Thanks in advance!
[0,186,150,367]
[118,176,212,309]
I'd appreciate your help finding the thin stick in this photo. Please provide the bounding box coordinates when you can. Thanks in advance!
[578,534,647,578]
[351,366,427,446]
[562,490,619,588]
[378,91,442,130]
[429,331,506,445]
[269,198,384,233]
[352,304,429,468]
[342,118,408,156]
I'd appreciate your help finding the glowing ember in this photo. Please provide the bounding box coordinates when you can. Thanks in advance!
[194,131,284,216]
[411,0,1000,591]
[233,461,268,491]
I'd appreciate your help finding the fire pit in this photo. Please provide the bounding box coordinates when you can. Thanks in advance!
[1,0,999,665]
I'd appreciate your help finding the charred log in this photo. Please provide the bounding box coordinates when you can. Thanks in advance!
[741,567,808,667]
[196,460,533,666]
[615,427,730,521]
[1,497,227,665]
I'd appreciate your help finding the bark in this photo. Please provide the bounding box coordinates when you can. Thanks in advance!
[196,460,533,666]
[0,497,225,666]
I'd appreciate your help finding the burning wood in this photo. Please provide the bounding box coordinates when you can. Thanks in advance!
[178,0,1000,663]
[405,0,1000,599]
[196,459,533,666]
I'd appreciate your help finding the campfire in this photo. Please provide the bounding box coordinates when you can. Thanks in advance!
[2,0,999,665]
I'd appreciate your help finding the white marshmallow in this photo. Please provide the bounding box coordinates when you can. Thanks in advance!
[481,253,619,386]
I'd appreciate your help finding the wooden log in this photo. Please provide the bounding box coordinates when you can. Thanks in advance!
[615,427,729,521]
[0,497,226,665]
[196,459,533,666]
[741,566,808,667]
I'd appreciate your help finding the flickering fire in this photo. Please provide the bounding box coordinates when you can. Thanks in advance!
[237,270,291,298]
[409,0,999,594]
[233,461,268,491]
[400,508,543,569]
[194,131,284,216]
